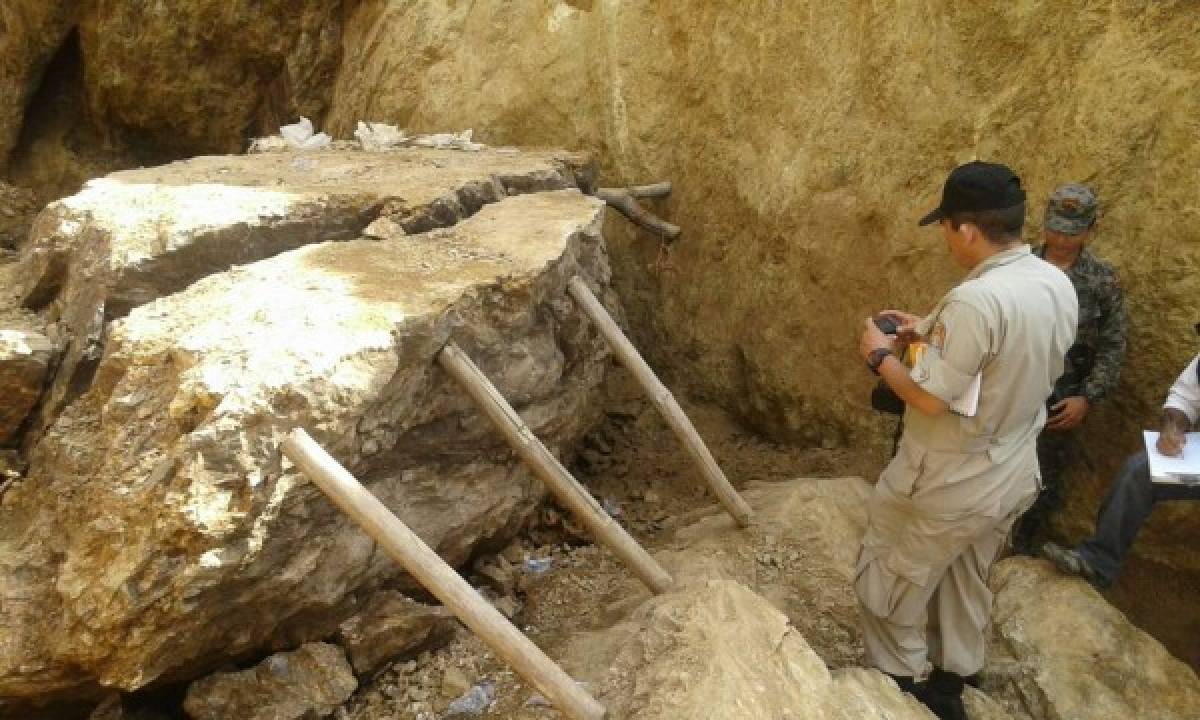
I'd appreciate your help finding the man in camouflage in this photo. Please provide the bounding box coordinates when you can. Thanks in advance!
[1013,184,1127,552]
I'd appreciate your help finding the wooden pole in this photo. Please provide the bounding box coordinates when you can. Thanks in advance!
[567,277,754,527]
[280,429,606,720]
[437,343,674,594]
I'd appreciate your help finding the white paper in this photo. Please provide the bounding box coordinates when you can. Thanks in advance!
[1143,431,1200,485]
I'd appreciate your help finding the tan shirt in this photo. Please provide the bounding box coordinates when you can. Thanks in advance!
[904,245,1078,462]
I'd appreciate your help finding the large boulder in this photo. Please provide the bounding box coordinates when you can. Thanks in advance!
[0,258,53,449]
[984,558,1200,720]
[0,149,614,711]
[578,577,931,719]
[653,478,870,669]
[15,147,590,444]
[604,479,1198,718]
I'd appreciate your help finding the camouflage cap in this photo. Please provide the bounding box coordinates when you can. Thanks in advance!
[1045,183,1098,235]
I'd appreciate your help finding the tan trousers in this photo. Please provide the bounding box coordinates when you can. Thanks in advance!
[855,439,1037,678]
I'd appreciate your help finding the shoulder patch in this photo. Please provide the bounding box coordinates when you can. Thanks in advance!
[930,320,947,351]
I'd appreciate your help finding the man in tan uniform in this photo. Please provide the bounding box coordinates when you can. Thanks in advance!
[857,162,1077,719]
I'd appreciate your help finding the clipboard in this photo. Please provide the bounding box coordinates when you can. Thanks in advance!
[1143,431,1200,485]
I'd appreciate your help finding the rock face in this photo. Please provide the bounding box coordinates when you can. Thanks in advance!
[0,149,613,710]
[0,2,76,169]
[182,643,356,720]
[0,328,52,444]
[0,182,39,250]
[985,558,1200,720]
[0,0,343,174]
[79,1,344,158]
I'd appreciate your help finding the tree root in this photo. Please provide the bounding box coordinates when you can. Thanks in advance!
[595,182,681,241]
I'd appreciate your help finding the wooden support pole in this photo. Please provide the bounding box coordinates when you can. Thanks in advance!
[568,277,754,527]
[280,428,607,720]
[438,342,674,594]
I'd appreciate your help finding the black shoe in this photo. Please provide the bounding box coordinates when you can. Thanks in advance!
[885,672,919,695]
[916,668,968,720]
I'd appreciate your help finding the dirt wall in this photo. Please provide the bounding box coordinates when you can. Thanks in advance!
[3,0,1200,663]
[325,0,1200,543]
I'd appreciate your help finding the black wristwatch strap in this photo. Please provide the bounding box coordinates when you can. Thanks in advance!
[867,348,893,375]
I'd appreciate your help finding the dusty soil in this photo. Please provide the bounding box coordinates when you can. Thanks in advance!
[340,368,890,720]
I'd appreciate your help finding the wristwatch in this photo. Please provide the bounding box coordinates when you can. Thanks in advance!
[867,348,893,375]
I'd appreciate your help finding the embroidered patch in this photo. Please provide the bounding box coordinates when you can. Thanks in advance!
[930,320,947,351]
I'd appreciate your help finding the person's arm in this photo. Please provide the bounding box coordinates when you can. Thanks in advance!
[1157,408,1190,457]
[876,351,949,416]
[1159,355,1200,456]
[860,300,987,417]
[1048,276,1126,430]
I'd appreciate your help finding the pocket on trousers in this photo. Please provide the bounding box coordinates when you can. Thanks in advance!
[881,441,926,498]
[855,544,932,625]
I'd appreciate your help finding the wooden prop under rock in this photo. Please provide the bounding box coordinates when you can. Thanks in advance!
[280,428,607,720]
[567,276,753,528]
[437,342,674,595]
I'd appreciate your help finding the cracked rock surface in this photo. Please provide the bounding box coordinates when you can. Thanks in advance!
[15,147,593,443]
[0,148,613,712]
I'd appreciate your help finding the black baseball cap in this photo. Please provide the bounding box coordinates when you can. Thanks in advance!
[918,161,1026,226]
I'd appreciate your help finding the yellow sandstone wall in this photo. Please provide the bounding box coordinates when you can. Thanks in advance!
[327,2,1199,523]
[3,0,1200,663]
[325,0,1200,663]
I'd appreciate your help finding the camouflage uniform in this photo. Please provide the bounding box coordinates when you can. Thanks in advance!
[1016,184,1127,550]
[1045,246,1126,407]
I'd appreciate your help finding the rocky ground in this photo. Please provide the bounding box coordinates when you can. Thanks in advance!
[340,369,890,720]
[332,368,1200,720]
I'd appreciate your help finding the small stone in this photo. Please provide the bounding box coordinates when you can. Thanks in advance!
[408,685,430,702]
[500,542,525,564]
[475,558,516,596]
[441,666,472,699]
[360,214,408,240]
[337,592,457,675]
[492,595,520,620]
